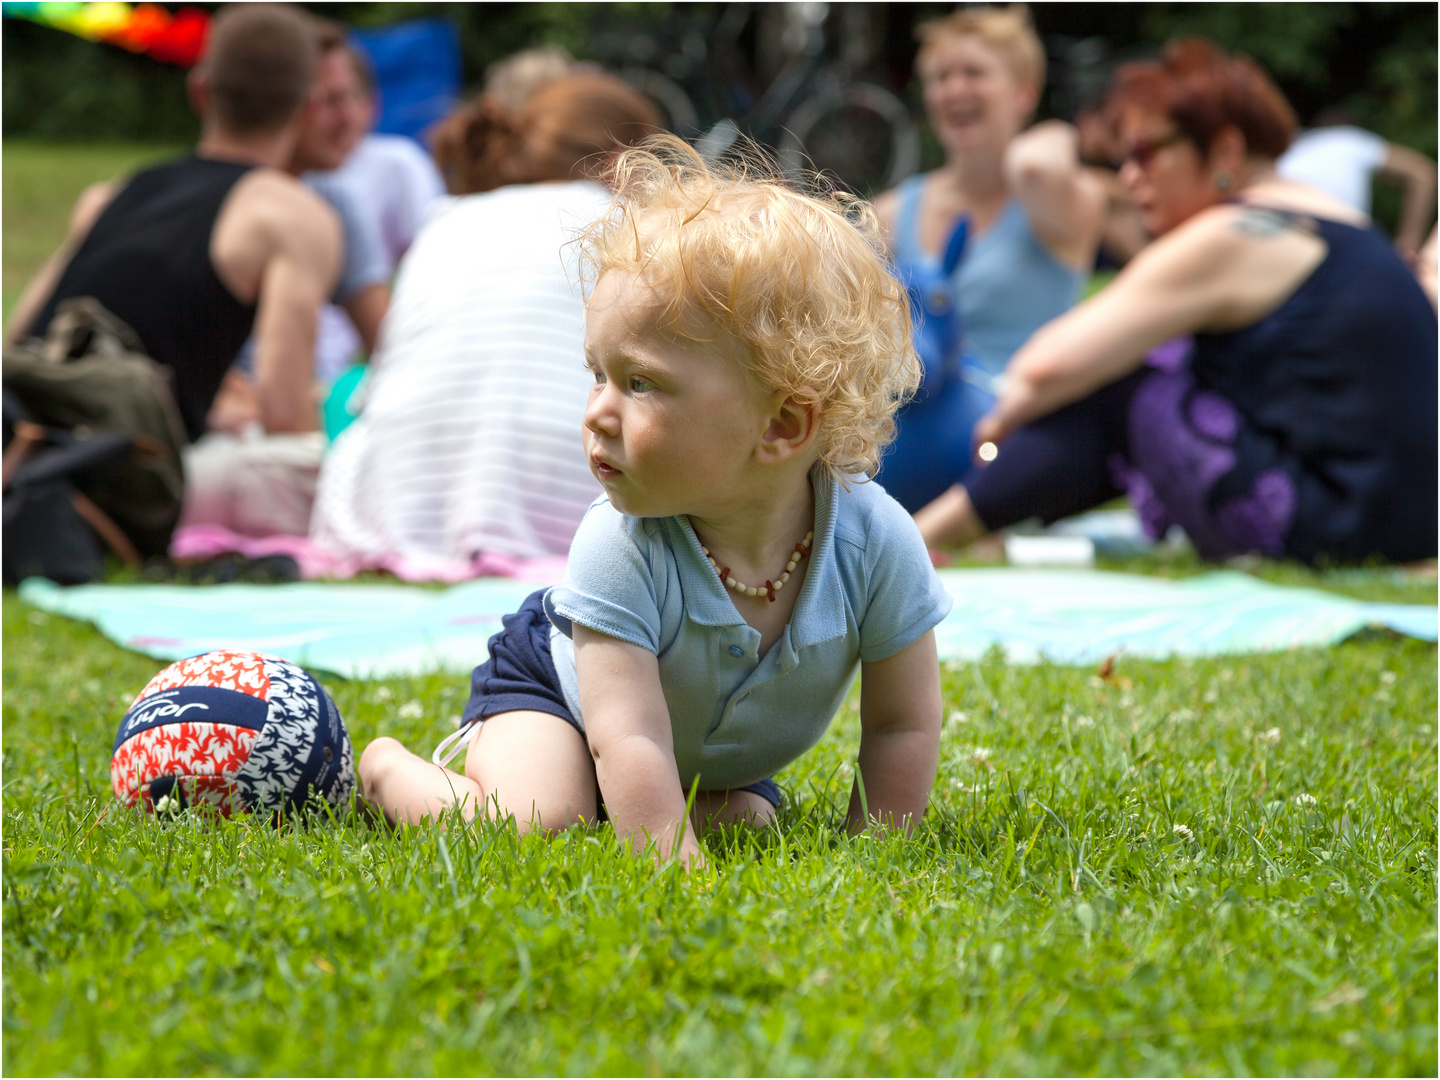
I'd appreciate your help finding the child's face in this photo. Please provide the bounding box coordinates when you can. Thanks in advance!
[582,270,773,519]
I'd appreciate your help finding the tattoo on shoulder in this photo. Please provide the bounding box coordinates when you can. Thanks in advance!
[1229,207,1315,239]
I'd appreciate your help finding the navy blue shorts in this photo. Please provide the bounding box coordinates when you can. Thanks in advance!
[462,589,783,810]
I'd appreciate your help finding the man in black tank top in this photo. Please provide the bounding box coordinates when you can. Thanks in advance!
[7,4,342,443]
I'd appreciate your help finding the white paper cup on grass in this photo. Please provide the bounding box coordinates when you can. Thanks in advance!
[1004,534,1096,567]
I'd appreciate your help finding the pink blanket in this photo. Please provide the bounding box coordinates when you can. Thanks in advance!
[169,524,567,584]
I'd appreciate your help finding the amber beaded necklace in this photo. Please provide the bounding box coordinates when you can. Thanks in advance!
[701,530,813,603]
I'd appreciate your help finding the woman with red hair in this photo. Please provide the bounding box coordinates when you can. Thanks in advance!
[914,39,1437,564]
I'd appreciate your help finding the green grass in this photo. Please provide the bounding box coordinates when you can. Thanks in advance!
[4,574,1436,1076]
[2,141,182,321]
[2,138,1436,1076]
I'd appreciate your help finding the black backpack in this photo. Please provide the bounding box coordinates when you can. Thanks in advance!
[2,298,189,583]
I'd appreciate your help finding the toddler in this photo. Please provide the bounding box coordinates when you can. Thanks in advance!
[360,137,952,864]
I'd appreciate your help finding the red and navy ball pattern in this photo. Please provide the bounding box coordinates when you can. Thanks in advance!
[111,650,355,817]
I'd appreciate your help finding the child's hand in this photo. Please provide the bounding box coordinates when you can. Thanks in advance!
[848,630,943,834]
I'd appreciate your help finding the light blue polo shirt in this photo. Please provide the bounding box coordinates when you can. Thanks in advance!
[543,466,952,791]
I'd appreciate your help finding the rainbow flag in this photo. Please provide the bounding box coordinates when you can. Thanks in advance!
[3,2,210,66]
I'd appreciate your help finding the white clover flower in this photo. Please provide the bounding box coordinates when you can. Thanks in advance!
[1380,670,1398,686]
[1257,727,1282,745]
[375,686,394,702]
[154,794,180,816]
[1073,715,1095,730]
[838,763,854,779]
[398,700,424,720]
[1292,792,1317,807]
[1172,823,1194,842]
[970,747,994,765]
[946,710,970,726]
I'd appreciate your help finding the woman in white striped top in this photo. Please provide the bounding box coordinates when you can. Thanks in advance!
[309,73,661,575]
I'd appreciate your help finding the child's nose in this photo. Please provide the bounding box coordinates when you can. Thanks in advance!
[583,383,619,436]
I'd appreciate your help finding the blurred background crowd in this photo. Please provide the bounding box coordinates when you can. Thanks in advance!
[2,2,1435,584]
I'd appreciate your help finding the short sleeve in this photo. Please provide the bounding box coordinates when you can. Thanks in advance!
[1342,128,1388,172]
[392,143,446,250]
[308,173,391,301]
[853,487,953,663]
[544,500,663,653]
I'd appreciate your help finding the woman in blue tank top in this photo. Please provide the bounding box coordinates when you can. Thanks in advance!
[916,40,1437,566]
[873,7,1105,512]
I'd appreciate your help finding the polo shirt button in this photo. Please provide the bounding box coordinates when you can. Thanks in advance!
[728,645,744,658]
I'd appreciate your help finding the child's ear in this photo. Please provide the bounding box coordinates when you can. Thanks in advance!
[757,389,822,464]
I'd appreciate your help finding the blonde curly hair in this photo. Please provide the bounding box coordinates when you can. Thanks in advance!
[577,135,919,481]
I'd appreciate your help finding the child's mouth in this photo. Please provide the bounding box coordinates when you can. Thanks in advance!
[592,456,622,480]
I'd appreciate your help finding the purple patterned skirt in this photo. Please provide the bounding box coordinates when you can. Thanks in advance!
[1115,369,1298,559]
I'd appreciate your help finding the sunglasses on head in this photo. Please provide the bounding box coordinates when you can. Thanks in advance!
[1122,129,1190,168]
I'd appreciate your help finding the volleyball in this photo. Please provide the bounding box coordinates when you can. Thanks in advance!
[111,650,355,818]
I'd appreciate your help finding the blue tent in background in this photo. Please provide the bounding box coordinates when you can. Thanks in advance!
[349,18,462,143]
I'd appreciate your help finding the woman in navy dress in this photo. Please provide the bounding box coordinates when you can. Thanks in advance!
[914,39,1437,565]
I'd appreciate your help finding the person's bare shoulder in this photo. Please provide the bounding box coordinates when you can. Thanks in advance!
[872,185,903,253]
[212,167,343,303]
[1242,177,1370,227]
[227,168,342,250]
[1125,200,1329,330]
[69,181,118,241]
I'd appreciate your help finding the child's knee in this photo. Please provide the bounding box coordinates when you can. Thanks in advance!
[358,736,409,789]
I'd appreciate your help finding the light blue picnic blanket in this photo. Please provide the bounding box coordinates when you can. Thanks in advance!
[18,570,1435,679]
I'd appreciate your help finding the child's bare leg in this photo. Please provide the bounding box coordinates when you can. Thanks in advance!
[691,789,777,832]
[464,710,598,834]
[359,736,485,826]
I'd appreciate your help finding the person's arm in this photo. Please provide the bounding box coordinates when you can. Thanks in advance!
[1005,120,1107,270]
[317,174,391,356]
[250,195,342,434]
[1416,226,1438,309]
[251,254,329,433]
[1376,143,1438,257]
[341,281,390,356]
[6,181,116,343]
[1087,166,1150,265]
[848,630,942,833]
[573,624,706,867]
[973,205,1326,448]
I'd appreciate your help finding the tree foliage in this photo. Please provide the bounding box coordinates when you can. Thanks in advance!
[3,1,1434,162]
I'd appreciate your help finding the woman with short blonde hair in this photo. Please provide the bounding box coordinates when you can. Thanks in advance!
[873,4,1105,514]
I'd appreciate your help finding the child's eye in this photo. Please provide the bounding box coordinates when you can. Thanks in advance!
[587,366,605,386]
[629,376,655,393]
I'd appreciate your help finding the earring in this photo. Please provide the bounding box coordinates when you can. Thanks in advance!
[1214,171,1234,191]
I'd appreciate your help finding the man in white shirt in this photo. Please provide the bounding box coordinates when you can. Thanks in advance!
[1278,109,1437,257]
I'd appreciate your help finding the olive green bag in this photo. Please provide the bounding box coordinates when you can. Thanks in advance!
[3,297,188,558]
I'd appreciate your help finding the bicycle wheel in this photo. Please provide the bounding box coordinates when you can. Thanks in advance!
[778,82,920,195]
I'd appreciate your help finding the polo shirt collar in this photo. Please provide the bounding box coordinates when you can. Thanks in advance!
[664,464,848,648]
[789,466,847,649]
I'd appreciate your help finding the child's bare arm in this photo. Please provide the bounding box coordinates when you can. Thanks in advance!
[849,630,943,832]
[572,624,705,866]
